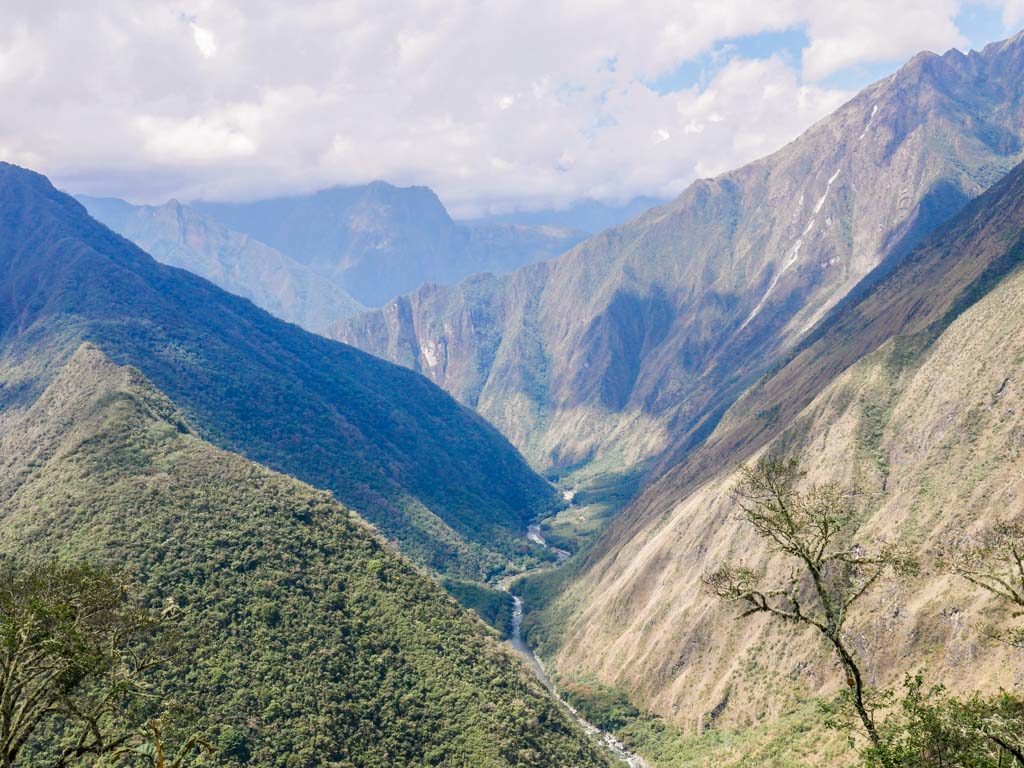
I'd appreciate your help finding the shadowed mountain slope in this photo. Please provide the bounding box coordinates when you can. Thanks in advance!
[0,162,554,579]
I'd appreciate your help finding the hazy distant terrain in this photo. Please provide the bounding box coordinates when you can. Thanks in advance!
[194,182,587,306]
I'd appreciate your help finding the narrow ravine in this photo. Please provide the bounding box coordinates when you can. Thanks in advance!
[503,524,648,768]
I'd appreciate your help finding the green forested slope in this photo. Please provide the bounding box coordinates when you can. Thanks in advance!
[0,162,555,579]
[0,343,611,768]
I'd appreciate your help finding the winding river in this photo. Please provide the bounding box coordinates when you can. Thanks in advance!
[503,524,648,768]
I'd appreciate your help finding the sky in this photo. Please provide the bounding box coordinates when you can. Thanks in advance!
[1,1,1022,217]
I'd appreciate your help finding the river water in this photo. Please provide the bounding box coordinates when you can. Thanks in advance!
[504,525,648,767]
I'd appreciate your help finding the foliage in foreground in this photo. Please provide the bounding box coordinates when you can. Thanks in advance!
[0,561,211,768]
[863,677,1024,767]
[704,456,917,747]
[699,455,1024,768]
[0,562,156,767]
[0,348,612,767]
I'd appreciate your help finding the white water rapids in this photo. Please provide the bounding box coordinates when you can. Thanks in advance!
[503,524,648,767]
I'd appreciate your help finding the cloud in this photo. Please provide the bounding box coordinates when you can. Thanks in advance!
[0,1,1018,214]
[1003,0,1024,25]
[801,0,965,80]
[190,22,218,59]
[136,114,256,161]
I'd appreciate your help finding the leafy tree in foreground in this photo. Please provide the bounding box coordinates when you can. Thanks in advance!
[100,718,213,768]
[859,519,1024,767]
[703,456,917,747]
[862,675,1024,767]
[943,521,1024,649]
[0,561,166,768]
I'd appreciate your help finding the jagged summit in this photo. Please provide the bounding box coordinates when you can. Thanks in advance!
[333,28,1024,484]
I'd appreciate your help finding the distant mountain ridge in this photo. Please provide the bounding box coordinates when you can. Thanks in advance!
[78,195,365,332]
[332,31,1024,487]
[461,195,668,234]
[0,161,555,579]
[194,181,587,306]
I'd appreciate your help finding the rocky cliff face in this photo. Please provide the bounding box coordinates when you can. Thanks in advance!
[332,33,1024,483]
[543,157,1024,731]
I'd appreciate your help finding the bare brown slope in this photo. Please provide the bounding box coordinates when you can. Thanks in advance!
[545,165,1024,735]
[639,157,1024,527]
[333,32,1024,481]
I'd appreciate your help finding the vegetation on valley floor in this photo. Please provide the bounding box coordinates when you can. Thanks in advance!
[0,346,614,768]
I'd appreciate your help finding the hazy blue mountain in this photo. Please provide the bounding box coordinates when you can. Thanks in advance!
[79,195,365,331]
[462,195,668,234]
[195,182,585,306]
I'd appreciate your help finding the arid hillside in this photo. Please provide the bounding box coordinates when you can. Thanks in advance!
[546,164,1024,733]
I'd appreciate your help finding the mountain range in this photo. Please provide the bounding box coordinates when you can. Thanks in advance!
[6,22,1024,768]
[0,162,554,580]
[543,152,1024,744]
[79,195,366,331]
[332,32,1024,494]
[193,182,587,307]
[328,28,1024,762]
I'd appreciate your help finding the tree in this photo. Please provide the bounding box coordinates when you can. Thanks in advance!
[864,518,1024,767]
[0,560,167,767]
[942,520,1024,649]
[862,675,1024,767]
[100,717,214,768]
[703,456,917,747]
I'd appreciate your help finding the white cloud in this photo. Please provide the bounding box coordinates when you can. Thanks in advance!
[1003,0,1024,25]
[801,0,965,80]
[136,115,257,162]
[191,22,218,59]
[0,1,1018,213]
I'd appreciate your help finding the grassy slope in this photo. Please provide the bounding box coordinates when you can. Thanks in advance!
[0,163,556,580]
[0,344,612,768]
[540,163,1024,763]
